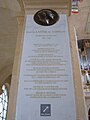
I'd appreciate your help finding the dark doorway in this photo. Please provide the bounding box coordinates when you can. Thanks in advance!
[88,109,90,120]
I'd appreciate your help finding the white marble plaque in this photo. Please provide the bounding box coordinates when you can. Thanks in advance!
[16,14,76,120]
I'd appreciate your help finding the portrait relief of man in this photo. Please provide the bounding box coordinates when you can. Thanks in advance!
[34,9,59,26]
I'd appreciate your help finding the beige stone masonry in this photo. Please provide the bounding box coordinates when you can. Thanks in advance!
[7,1,87,119]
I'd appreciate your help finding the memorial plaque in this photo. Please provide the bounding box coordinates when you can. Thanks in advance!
[16,10,76,120]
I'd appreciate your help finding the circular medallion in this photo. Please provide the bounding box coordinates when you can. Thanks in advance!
[34,9,59,26]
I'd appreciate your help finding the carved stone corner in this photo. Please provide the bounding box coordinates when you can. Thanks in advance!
[17,16,25,25]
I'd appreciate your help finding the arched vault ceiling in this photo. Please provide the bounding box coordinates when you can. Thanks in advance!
[0,0,21,12]
[0,8,18,67]
[0,0,22,86]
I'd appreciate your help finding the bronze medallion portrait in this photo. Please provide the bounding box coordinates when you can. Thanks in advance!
[34,9,59,26]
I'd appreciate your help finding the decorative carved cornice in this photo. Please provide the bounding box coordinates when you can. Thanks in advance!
[22,0,71,15]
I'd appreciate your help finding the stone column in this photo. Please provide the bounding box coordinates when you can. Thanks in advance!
[68,16,87,120]
[7,16,25,120]
[7,9,87,120]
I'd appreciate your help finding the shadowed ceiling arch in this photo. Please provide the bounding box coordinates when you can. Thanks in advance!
[0,0,24,93]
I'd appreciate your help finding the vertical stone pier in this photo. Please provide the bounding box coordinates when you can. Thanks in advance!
[7,0,86,120]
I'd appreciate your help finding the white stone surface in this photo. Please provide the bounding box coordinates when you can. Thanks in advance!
[16,14,76,120]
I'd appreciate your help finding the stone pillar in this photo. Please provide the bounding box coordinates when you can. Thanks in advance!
[7,16,25,120]
[68,16,87,120]
[7,4,87,120]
